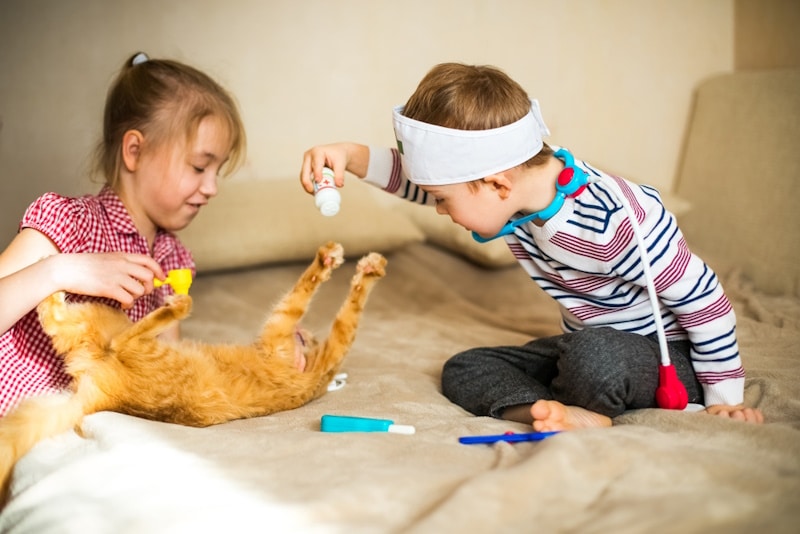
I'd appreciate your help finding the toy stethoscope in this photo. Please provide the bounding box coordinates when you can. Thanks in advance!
[473,148,689,410]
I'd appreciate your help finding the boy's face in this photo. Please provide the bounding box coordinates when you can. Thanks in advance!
[420,181,515,239]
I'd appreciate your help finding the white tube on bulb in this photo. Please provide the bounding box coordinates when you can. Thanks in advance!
[593,175,670,367]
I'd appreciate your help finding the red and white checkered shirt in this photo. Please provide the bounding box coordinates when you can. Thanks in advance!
[0,187,195,416]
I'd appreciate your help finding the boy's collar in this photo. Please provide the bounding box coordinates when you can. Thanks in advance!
[471,148,589,243]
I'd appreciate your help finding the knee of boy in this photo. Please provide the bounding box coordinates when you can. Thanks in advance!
[440,351,485,392]
[441,352,470,378]
[558,328,655,379]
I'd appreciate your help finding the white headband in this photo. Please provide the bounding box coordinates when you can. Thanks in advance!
[392,99,550,186]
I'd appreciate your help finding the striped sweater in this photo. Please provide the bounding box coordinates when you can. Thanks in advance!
[363,146,745,407]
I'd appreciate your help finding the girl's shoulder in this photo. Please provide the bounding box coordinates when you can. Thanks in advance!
[24,191,104,221]
[21,191,108,252]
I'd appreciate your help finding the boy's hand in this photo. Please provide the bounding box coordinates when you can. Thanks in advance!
[300,142,370,193]
[705,404,764,424]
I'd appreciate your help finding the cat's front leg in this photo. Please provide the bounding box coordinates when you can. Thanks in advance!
[116,294,193,341]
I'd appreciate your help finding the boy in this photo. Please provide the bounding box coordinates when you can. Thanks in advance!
[299,63,763,430]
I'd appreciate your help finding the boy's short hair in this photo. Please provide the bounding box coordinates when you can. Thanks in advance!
[402,63,552,179]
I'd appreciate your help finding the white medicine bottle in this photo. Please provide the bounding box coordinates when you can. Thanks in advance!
[313,167,341,216]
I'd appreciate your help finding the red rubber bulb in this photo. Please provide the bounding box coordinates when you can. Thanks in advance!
[655,364,688,410]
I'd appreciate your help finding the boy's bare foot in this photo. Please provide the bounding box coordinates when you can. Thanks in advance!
[530,399,612,431]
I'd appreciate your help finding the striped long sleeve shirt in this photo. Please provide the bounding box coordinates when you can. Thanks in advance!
[363,146,745,407]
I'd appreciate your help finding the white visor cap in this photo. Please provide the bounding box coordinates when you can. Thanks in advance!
[392,99,550,186]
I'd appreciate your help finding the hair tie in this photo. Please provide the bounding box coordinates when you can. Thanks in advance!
[131,52,149,66]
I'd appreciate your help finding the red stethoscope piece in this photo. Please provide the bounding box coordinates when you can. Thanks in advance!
[656,364,689,410]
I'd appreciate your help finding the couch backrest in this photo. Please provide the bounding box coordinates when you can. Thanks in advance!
[675,69,800,297]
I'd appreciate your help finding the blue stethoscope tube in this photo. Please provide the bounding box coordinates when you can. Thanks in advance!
[471,148,588,243]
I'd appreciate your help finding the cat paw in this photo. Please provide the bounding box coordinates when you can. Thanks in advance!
[318,242,345,270]
[356,253,387,278]
[164,294,193,318]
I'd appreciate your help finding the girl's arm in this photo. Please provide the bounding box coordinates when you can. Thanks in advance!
[0,229,62,333]
[0,228,165,334]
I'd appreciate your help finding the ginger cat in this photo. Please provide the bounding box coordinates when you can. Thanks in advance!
[0,242,386,501]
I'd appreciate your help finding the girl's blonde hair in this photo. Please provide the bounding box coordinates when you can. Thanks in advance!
[94,52,246,188]
[402,63,552,187]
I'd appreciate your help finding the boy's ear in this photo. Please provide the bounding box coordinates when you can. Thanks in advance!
[483,172,513,200]
[121,130,145,172]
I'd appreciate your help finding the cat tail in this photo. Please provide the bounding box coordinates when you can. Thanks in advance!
[0,392,86,505]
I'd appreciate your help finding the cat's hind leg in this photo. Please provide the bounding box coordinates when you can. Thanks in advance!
[306,252,386,379]
[259,241,344,343]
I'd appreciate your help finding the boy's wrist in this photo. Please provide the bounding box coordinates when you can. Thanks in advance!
[362,146,394,188]
[343,143,370,178]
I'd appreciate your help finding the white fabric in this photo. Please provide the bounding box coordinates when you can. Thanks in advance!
[391,99,550,185]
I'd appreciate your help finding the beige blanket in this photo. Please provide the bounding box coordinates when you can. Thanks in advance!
[1,242,797,533]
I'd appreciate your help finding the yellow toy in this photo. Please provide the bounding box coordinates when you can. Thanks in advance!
[153,269,193,295]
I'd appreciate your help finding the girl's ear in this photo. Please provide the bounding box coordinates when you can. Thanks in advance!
[483,172,513,200]
[121,130,145,172]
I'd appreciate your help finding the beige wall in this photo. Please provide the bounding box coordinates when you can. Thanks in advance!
[0,0,734,248]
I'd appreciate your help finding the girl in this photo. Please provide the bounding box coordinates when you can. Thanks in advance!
[0,52,246,416]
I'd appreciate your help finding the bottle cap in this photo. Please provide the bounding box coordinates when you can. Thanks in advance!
[318,198,340,216]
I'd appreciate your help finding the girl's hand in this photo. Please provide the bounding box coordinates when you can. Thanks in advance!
[299,142,370,193]
[705,404,764,424]
[1,229,168,334]
[50,252,166,309]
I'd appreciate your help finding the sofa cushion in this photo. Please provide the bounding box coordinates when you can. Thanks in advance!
[675,69,800,297]
[179,178,424,273]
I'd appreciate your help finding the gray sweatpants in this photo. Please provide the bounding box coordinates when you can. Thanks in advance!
[441,327,703,419]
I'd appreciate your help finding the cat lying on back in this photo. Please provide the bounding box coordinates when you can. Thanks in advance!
[0,241,386,501]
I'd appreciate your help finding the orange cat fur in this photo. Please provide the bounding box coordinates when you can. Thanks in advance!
[0,241,386,501]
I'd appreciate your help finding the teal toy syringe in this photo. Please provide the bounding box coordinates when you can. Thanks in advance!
[320,415,415,435]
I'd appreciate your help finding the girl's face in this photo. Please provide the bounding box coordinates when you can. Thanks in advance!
[126,116,231,241]
[420,181,515,239]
